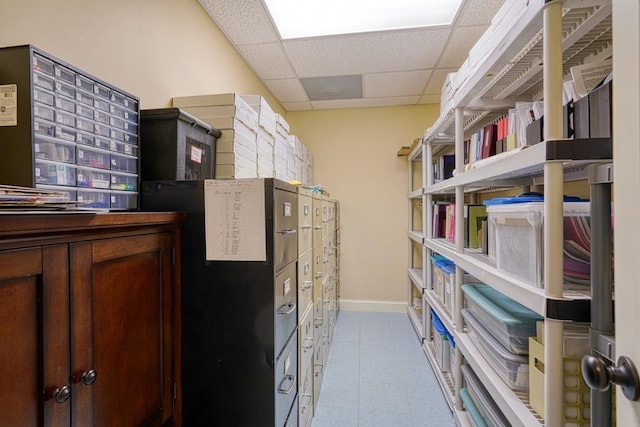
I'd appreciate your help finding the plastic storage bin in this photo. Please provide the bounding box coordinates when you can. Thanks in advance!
[55,96,75,114]
[431,309,451,373]
[462,284,542,354]
[460,388,488,427]
[110,153,137,173]
[462,309,529,391]
[486,201,591,287]
[462,364,510,427]
[33,104,55,122]
[140,108,221,180]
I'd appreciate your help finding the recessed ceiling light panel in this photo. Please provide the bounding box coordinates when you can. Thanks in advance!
[263,0,464,39]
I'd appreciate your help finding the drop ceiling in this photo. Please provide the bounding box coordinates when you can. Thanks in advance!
[198,0,506,111]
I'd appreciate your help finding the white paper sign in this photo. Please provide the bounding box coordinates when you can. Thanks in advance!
[0,84,17,126]
[204,179,266,261]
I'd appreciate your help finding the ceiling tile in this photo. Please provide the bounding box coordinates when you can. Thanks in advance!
[455,0,505,26]
[310,96,420,110]
[237,43,296,79]
[424,68,458,94]
[419,94,441,104]
[281,101,313,111]
[301,75,363,100]
[438,25,489,68]
[263,79,309,102]
[364,70,432,98]
[198,0,279,45]
[283,28,450,78]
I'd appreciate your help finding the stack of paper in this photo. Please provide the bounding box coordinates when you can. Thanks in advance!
[241,95,277,178]
[172,93,258,179]
[274,114,289,180]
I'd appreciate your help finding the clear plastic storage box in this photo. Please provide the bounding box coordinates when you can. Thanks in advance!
[77,189,110,209]
[462,309,529,391]
[34,137,76,163]
[35,160,76,186]
[462,284,541,354]
[110,191,138,210]
[486,201,591,288]
[462,364,510,427]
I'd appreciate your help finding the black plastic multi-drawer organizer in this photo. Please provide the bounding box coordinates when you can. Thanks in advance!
[0,45,140,209]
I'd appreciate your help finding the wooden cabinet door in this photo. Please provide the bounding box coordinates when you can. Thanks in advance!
[70,232,175,427]
[0,245,70,427]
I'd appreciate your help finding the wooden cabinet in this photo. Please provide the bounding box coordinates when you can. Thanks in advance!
[0,212,183,427]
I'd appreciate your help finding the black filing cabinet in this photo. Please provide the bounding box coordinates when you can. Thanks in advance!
[141,179,299,427]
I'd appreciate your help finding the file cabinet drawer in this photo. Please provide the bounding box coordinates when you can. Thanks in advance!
[274,189,298,272]
[297,251,313,321]
[312,196,323,245]
[275,262,297,355]
[299,306,314,373]
[298,192,313,253]
[275,333,298,427]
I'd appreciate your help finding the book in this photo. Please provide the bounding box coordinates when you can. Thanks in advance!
[465,204,488,249]
[481,123,497,159]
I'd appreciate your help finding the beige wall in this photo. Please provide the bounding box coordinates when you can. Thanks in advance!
[288,106,439,304]
[0,0,284,113]
[2,0,440,306]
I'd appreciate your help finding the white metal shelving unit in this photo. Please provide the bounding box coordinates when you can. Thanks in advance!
[407,1,613,426]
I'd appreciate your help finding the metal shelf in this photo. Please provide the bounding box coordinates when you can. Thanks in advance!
[454,409,473,427]
[409,140,423,161]
[425,238,591,321]
[457,334,542,427]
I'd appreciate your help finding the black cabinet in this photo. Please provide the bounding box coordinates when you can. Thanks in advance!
[142,179,299,427]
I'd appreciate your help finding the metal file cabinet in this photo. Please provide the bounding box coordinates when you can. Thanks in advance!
[141,179,299,427]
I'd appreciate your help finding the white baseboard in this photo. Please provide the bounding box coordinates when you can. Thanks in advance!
[339,299,407,313]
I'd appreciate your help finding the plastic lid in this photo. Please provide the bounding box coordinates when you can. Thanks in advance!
[462,284,543,326]
[460,388,488,427]
[483,192,588,206]
[430,309,449,335]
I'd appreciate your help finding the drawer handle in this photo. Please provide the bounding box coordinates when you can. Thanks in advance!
[278,374,296,394]
[314,226,323,230]
[53,385,71,403]
[301,225,312,229]
[303,343,313,350]
[303,280,313,290]
[314,273,323,279]
[277,302,297,316]
[278,229,297,235]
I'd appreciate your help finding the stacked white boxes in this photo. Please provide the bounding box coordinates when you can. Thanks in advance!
[285,136,297,182]
[287,135,304,182]
[240,95,276,178]
[306,150,314,186]
[274,114,289,181]
[171,93,258,179]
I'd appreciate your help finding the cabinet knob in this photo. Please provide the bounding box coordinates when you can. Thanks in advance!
[53,385,71,403]
[81,369,97,386]
[582,355,640,401]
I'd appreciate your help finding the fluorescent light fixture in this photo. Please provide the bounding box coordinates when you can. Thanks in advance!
[263,0,464,39]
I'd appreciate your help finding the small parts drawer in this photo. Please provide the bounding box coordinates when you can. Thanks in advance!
[77,167,110,189]
[34,137,75,163]
[35,160,76,186]
[77,189,110,209]
[77,146,110,170]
